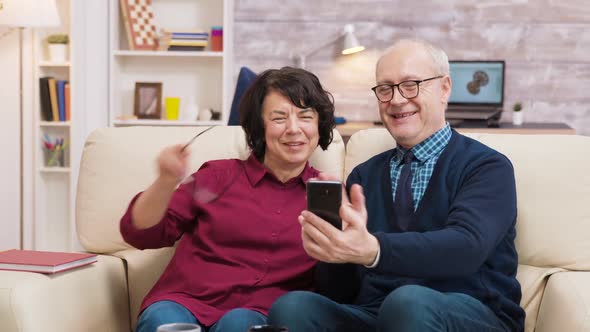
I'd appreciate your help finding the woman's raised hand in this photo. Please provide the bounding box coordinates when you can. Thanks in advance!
[157,144,190,185]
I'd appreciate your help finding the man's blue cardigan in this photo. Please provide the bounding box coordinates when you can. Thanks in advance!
[317,130,525,331]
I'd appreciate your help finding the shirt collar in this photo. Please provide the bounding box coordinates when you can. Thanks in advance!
[244,153,315,186]
[393,123,452,165]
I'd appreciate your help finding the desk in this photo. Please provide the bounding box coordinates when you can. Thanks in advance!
[337,121,576,143]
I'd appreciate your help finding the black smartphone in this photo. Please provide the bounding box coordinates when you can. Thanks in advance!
[306,180,342,230]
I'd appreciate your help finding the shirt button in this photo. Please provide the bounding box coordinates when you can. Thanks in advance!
[264,258,268,264]
[276,209,281,214]
[271,233,277,238]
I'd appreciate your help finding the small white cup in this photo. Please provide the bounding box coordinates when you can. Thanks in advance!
[156,323,201,332]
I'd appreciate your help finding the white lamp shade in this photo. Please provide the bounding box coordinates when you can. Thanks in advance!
[341,24,365,55]
[0,0,61,28]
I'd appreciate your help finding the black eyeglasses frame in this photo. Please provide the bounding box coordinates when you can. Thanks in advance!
[371,75,444,102]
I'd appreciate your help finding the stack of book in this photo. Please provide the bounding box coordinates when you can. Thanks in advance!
[159,29,209,51]
[39,77,71,122]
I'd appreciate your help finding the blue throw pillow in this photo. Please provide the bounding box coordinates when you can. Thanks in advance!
[228,67,258,125]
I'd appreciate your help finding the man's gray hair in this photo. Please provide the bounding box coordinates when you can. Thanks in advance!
[379,39,450,76]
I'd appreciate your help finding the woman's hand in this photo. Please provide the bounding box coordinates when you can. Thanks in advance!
[157,144,190,185]
[131,144,191,229]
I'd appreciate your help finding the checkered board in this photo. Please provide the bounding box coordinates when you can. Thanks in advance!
[120,0,158,50]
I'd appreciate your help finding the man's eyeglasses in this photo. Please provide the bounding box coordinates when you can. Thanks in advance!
[371,76,444,102]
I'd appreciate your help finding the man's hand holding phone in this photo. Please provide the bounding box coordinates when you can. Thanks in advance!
[301,175,380,266]
[306,179,343,230]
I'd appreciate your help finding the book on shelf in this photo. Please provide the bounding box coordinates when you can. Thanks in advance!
[48,78,59,121]
[39,78,70,122]
[65,82,71,121]
[169,40,208,47]
[0,249,98,274]
[158,28,209,51]
[170,33,209,40]
[167,46,206,51]
[39,77,53,121]
[57,80,67,121]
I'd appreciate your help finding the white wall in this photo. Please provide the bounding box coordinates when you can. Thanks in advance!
[0,27,22,250]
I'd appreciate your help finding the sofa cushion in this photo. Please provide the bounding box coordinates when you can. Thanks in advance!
[476,134,590,270]
[76,126,345,254]
[346,130,590,270]
[228,67,257,125]
[0,255,129,332]
[517,264,564,332]
[535,271,590,332]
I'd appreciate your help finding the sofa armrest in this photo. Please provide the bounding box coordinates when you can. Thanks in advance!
[113,247,176,330]
[0,254,130,332]
[536,271,590,332]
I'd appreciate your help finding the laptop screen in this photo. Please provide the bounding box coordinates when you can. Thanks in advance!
[448,61,505,106]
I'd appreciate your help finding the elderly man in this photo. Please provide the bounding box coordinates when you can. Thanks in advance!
[268,39,525,332]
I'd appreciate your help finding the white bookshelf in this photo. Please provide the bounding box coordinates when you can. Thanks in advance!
[31,0,74,251]
[108,0,234,126]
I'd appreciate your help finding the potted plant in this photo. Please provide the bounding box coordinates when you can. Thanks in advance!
[512,102,523,126]
[47,34,69,62]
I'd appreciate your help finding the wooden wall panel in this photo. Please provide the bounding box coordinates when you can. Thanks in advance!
[234,1,590,135]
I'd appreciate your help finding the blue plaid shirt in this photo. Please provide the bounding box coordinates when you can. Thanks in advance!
[390,124,452,210]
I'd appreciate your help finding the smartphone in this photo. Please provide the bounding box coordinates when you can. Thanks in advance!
[306,180,342,230]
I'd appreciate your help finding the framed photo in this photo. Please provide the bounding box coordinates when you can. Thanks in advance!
[134,82,162,119]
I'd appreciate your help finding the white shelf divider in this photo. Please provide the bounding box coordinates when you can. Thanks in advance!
[112,119,224,127]
[113,50,223,58]
[40,167,71,173]
[40,121,71,127]
[39,61,71,67]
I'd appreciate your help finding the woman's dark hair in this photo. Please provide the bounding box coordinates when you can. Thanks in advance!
[239,66,335,161]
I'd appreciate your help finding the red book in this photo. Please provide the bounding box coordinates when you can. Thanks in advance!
[0,249,97,274]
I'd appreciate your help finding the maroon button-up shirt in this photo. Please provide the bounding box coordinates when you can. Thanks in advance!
[120,154,318,326]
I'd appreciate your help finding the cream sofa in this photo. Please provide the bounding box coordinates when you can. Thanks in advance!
[1,126,589,332]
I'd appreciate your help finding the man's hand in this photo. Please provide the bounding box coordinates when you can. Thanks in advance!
[300,183,380,266]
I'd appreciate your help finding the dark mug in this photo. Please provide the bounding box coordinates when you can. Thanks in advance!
[247,325,288,332]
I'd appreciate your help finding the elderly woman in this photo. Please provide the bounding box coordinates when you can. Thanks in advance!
[119,67,335,332]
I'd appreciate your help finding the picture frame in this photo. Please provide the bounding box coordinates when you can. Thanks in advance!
[134,82,162,119]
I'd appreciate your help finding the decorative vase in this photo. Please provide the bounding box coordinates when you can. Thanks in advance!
[198,108,213,121]
[48,44,68,62]
[512,112,524,126]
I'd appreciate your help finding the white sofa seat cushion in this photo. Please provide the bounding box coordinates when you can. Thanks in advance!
[0,255,129,332]
[517,264,565,332]
[536,271,590,332]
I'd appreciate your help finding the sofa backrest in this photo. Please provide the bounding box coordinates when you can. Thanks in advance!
[76,126,345,254]
[345,128,590,270]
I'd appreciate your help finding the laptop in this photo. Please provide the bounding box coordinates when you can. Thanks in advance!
[446,60,505,126]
